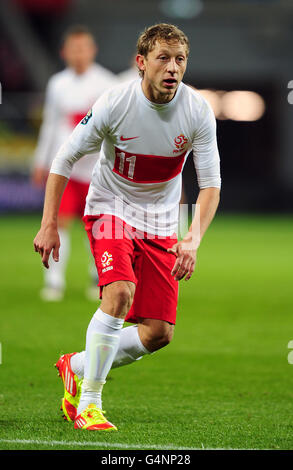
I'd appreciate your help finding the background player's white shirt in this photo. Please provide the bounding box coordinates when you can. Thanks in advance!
[51,79,221,235]
[117,67,140,84]
[33,63,117,183]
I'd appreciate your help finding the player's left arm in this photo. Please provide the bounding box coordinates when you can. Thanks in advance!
[168,187,220,281]
[168,97,221,281]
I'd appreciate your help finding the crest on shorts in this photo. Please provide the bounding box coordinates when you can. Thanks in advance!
[101,251,113,268]
[81,108,92,125]
[173,134,188,153]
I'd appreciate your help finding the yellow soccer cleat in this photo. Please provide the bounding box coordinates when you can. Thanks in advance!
[74,404,117,431]
[55,352,83,422]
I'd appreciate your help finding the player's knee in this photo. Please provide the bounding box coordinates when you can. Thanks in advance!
[112,284,134,312]
[157,329,173,349]
[147,325,174,351]
[102,281,135,317]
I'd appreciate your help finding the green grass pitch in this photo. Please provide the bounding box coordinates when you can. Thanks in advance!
[0,213,293,450]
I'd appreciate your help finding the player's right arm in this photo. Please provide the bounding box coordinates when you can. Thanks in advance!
[49,91,110,178]
[33,92,110,267]
[34,173,68,268]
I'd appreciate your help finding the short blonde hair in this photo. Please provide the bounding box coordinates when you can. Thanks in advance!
[136,23,189,76]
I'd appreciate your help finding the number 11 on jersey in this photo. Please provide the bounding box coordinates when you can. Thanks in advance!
[117,152,136,179]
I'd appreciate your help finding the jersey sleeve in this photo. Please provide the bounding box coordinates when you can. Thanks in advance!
[32,77,59,169]
[192,98,221,189]
[50,91,110,179]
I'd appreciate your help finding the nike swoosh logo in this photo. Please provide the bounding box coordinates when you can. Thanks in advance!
[120,135,139,141]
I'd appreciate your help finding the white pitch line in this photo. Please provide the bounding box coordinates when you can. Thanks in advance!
[0,438,207,450]
[0,439,261,450]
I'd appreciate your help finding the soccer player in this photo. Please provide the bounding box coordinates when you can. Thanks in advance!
[31,25,117,301]
[34,23,221,431]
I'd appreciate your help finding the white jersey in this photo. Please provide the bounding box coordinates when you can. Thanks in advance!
[51,79,221,235]
[33,63,117,183]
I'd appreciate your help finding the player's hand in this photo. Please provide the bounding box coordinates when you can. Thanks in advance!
[33,225,60,269]
[167,236,197,281]
[31,167,49,188]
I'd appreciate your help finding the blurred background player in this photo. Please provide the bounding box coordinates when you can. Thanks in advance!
[31,25,117,301]
[117,53,139,83]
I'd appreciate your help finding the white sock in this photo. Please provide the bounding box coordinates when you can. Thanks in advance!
[44,228,70,290]
[77,308,124,415]
[70,351,85,379]
[112,325,150,368]
[71,325,150,378]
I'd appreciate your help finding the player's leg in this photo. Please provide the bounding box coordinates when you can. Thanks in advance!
[107,318,174,368]
[137,318,174,352]
[70,323,150,376]
[79,280,135,413]
[70,318,172,376]
[99,318,173,368]
[71,319,172,378]
[71,234,177,375]
[75,280,135,431]
[65,216,177,429]
[74,214,138,430]
[114,233,178,363]
[71,229,178,377]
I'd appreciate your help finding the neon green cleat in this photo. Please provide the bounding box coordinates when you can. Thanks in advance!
[74,404,118,431]
[55,352,83,422]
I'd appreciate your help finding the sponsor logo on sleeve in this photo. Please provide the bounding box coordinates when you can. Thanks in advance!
[81,108,92,125]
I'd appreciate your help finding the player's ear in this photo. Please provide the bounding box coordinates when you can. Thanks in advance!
[136,54,146,74]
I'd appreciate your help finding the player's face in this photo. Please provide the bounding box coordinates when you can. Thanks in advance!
[61,34,97,74]
[137,40,188,104]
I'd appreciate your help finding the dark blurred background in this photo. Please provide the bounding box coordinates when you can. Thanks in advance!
[0,0,292,213]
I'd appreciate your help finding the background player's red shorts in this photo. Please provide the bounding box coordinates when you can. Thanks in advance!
[83,214,179,325]
[59,178,89,217]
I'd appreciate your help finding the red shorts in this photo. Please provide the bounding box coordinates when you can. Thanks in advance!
[83,214,179,325]
[59,179,90,218]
